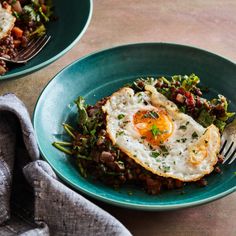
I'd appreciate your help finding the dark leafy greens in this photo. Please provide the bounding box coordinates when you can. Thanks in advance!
[132,74,235,132]
[18,0,53,37]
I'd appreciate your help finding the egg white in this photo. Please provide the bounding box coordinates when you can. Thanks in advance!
[102,85,221,182]
[0,5,15,40]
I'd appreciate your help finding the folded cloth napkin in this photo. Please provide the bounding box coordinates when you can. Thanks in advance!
[0,94,131,236]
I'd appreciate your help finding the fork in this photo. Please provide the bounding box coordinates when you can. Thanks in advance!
[0,34,51,64]
[220,119,236,164]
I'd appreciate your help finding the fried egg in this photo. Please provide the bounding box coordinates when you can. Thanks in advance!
[0,4,15,40]
[102,85,221,182]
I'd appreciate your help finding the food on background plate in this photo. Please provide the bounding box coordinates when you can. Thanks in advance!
[53,74,235,195]
[0,0,53,75]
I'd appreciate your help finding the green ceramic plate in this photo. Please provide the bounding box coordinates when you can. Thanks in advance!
[0,0,92,80]
[33,43,236,210]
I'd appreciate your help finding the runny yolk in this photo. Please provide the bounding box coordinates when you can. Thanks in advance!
[133,109,173,146]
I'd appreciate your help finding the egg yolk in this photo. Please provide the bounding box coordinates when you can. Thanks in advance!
[133,109,173,146]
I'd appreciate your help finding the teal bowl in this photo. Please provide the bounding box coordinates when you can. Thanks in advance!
[0,0,92,81]
[33,43,236,210]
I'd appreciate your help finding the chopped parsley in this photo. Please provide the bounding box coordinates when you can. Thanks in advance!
[151,124,162,137]
[143,111,159,119]
[116,131,124,137]
[160,145,169,156]
[179,125,187,130]
[162,165,170,172]
[117,114,125,120]
[182,138,187,143]
[137,93,143,103]
[160,145,168,153]
[192,132,199,139]
[151,151,160,158]
[177,138,187,143]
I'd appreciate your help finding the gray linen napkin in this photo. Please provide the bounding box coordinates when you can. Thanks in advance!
[0,93,131,236]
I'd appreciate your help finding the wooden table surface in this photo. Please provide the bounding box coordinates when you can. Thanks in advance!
[0,1,235,235]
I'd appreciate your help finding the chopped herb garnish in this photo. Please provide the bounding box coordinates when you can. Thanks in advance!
[143,111,159,119]
[160,145,169,156]
[150,111,159,119]
[160,145,168,153]
[181,138,187,143]
[151,124,162,137]
[192,132,198,139]
[162,165,170,172]
[179,125,187,130]
[116,131,124,137]
[151,151,160,158]
[118,114,125,120]
[138,94,143,103]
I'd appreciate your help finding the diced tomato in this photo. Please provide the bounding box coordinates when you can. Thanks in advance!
[186,93,195,107]
[185,91,191,98]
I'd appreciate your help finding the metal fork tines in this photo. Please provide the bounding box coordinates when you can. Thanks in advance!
[0,34,51,64]
[220,140,236,164]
